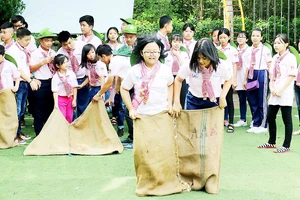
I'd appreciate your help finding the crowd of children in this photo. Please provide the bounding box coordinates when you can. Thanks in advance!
[0,13,300,153]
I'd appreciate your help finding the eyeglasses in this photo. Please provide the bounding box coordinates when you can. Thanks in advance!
[142,51,160,56]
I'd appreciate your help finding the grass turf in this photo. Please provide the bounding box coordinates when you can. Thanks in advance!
[1,111,300,200]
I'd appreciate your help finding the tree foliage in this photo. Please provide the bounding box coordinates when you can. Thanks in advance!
[0,0,25,25]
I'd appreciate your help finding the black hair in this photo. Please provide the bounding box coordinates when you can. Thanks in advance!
[54,54,69,70]
[190,38,219,72]
[16,28,31,39]
[11,15,26,24]
[211,28,220,36]
[159,15,172,29]
[96,44,113,57]
[81,44,97,68]
[0,45,5,55]
[106,27,119,41]
[79,15,94,27]
[182,23,195,32]
[0,22,14,29]
[237,31,249,39]
[57,31,71,43]
[170,33,183,45]
[274,33,289,48]
[132,35,167,64]
[218,28,231,42]
[252,28,263,37]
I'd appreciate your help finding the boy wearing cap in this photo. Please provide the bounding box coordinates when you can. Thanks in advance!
[156,15,173,50]
[30,28,57,136]
[57,31,89,117]
[77,15,102,48]
[120,18,134,45]
[123,25,137,48]
[0,22,15,51]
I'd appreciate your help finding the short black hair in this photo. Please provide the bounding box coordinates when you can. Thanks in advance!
[79,15,94,26]
[170,33,183,43]
[57,31,71,43]
[11,15,26,24]
[182,23,195,32]
[54,54,69,70]
[0,45,5,55]
[159,15,172,29]
[0,21,14,29]
[16,28,31,39]
[96,44,112,57]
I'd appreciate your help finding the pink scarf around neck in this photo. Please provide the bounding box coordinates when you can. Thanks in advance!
[67,49,80,73]
[169,50,180,73]
[273,50,289,81]
[41,51,56,74]
[237,45,248,70]
[248,46,261,79]
[88,62,99,85]
[57,71,73,96]
[15,42,31,65]
[202,65,216,102]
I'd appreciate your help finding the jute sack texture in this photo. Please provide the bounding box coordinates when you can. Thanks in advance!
[0,89,18,149]
[24,101,123,155]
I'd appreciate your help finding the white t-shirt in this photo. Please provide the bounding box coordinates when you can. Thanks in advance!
[217,43,239,76]
[51,69,78,96]
[243,43,272,70]
[122,62,174,115]
[77,34,102,49]
[109,55,131,79]
[86,61,108,86]
[165,50,189,73]
[177,59,232,98]
[0,59,20,89]
[236,45,250,91]
[269,52,297,106]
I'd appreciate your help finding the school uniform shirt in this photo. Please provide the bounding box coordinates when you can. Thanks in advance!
[119,35,126,45]
[243,43,272,71]
[28,35,37,53]
[57,40,86,79]
[109,55,131,80]
[86,60,108,86]
[177,59,232,98]
[51,69,78,96]
[122,62,174,115]
[30,46,56,80]
[269,52,297,106]
[182,39,196,58]
[235,45,250,91]
[0,59,20,89]
[165,50,189,73]
[6,43,30,81]
[156,31,170,50]
[77,34,102,49]
[217,44,239,76]
[107,41,124,51]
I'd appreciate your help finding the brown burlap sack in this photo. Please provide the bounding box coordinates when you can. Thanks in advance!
[133,112,190,196]
[24,100,123,155]
[0,89,18,149]
[70,101,123,155]
[177,107,224,194]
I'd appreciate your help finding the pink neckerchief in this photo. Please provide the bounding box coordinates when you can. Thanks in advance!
[66,49,80,72]
[4,39,15,50]
[157,31,170,50]
[273,50,290,81]
[169,50,180,73]
[108,41,118,50]
[57,71,73,96]
[15,41,31,65]
[201,65,216,102]
[132,61,161,109]
[237,45,248,70]
[88,61,99,85]
[40,50,56,74]
[82,34,94,44]
[183,39,194,56]
[0,61,5,90]
[248,44,262,79]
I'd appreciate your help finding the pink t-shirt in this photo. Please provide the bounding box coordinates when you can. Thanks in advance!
[122,62,174,115]
[0,59,20,89]
[109,55,131,79]
[57,40,86,78]
[269,52,297,106]
[77,34,102,49]
[243,43,272,70]
[30,46,56,80]
[6,43,30,81]
[86,61,108,86]
[51,69,78,96]
[177,60,232,98]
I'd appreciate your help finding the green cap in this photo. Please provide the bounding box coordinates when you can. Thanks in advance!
[120,18,135,25]
[123,25,137,34]
[37,28,57,39]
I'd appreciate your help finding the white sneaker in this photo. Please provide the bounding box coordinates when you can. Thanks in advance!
[234,120,247,127]
[292,130,300,135]
[250,121,254,128]
[253,127,268,134]
[247,127,259,133]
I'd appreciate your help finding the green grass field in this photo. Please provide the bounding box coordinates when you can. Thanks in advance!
[1,110,300,200]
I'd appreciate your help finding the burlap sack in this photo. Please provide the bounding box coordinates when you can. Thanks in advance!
[24,100,123,155]
[70,101,123,155]
[0,89,18,149]
[177,108,224,194]
[133,112,190,196]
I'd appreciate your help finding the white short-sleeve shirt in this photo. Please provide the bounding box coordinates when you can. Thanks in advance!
[51,69,78,96]
[0,59,20,89]
[86,61,108,86]
[243,43,272,70]
[109,55,131,80]
[165,50,189,73]
[77,34,102,49]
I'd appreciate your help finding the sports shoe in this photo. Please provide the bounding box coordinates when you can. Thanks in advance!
[124,143,133,150]
[250,121,254,128]
[20,133,31,140]
[234,120,247,127]
[15,136,26,145]
[121,137,133,144]
[274,146,290,153]
[246,127,259,133]
[292,130,300,135]
[258,142,276,148]
[253,127,268,134]
[117,128,124,137]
